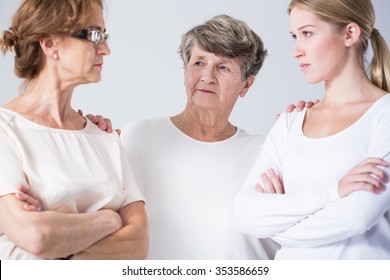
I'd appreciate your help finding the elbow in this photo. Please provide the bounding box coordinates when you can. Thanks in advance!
[234,197,266,238]
[134,223,149,260]
[122,221,149,260]
[347,211,377,236]
[20,222,53,257]
[135,240,149,260]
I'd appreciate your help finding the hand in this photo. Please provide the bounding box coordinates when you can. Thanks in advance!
[78,109,121,135]
[14,184,42,211]
[276,99,320,119]
[338,158,388,197]
[256,169,285,194]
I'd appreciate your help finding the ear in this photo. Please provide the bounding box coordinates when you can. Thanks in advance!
[239,75,256,98]
[344,23,361,47]
[39,36,58,59]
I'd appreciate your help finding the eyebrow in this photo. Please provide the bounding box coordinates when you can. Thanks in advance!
[290,24,316,34]
[87,25,106,32]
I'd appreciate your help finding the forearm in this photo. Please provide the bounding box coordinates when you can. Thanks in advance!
[36,209,122,259]
[0,195,122,259]
[271,188,390,247]
[72,201,148,260]
[234,184,338,238]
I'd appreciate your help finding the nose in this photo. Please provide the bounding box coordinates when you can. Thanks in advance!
[201,66,216,84]
[97,41,111,56]
[292,40,304,59]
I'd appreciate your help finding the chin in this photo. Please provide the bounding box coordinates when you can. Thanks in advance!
[90,76,102,84]
[304,76,323,85]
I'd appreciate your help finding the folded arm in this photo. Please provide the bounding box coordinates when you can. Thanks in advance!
[269,109,390,247]
[71,201,148,260]
[235,112,385,239]
[0,194,122,259]
[234,112,340,238]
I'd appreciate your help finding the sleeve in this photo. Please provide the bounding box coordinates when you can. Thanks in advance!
[0,123,28,197]
[120,121,147,195]
[270,107,390,247]
[234,112,340,238]
[117,135,145,207]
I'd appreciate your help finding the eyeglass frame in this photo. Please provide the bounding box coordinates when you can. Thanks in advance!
[73,28,109,44]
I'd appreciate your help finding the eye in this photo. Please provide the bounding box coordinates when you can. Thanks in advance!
[193,61,203,67]
[303,31,312,37]
[219,65,231,72]
[290,33,297,40]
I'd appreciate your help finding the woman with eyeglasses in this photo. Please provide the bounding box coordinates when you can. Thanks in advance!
[0,0,148,260]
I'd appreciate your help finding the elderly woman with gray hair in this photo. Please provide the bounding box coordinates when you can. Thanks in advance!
[119,14,279,259]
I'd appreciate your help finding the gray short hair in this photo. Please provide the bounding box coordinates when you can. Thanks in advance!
[179,14,267,80]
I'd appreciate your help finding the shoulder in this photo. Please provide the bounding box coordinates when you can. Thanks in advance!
[272,110,305,134]
[235,127,265,144]
[121,117,169,140]
[371,94,390,128]
[0,108,16,129]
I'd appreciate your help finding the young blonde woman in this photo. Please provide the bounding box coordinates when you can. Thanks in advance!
[235,0,390,259]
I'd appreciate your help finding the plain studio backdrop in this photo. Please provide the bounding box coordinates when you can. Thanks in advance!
[0,0,389,137]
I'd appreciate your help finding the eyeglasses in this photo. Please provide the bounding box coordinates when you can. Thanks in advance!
[73,28,109,44]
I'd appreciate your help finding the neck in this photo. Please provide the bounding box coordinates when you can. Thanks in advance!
[171,107,237,142]
[322,60,383,107]
[5,69,83,129]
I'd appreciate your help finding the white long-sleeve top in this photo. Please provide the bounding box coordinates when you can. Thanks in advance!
[121,117,279,260]
[235,94,390,259]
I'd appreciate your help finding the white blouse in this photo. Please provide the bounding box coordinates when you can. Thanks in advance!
[0,108,144,259]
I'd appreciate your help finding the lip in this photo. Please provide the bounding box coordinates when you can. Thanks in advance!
[299,63,310,71]
[197,88,216,94]
[93,63,103,68]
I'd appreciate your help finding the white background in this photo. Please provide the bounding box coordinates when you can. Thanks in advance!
[1,0,389,136]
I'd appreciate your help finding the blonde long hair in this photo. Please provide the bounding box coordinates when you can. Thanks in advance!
[288,0,390,92]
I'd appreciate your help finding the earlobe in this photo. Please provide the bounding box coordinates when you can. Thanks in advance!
[39,37,58,59]
[345,23,361,47]
[239,76,255,98]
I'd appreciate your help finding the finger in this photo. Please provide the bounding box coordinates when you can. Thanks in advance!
[352,174,385,192]
[115,129,121,136]
[349,181,383,195]
[23,203,39,212]
[278,174,285,194]
[268,169,284,194]
[314,99,320,104]
[85,114,98,123]
[353,163,388,183]
[104,118,113,133]
[15,192,41,208]
[285,105,296,113]
[261,173,275,194]
[17,184,30,195]
[16,184,39,200]
[96,115,107,130]
[357,158,388,168]
[255,183,265,193]
[77,109,84,116]
[296,100,305,111]
[305,101,314,108]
